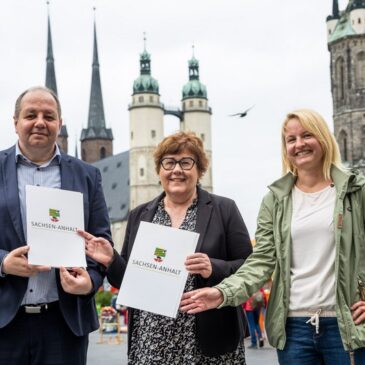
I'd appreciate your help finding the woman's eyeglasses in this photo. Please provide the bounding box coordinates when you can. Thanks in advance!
[160,157,196,171]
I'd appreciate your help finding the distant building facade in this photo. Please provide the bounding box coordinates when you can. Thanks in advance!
[327,0,365,170]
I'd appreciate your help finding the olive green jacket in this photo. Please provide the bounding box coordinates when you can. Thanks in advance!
[216,166,365,351]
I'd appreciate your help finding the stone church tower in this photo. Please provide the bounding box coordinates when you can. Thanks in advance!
[181,53,213,191]
[128,45,164,209]
[80,18,113,163]
[327,0,365,170]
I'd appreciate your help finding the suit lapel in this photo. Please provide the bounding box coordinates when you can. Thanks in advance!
[140,194,163,223]
[60,154,75,191]
[2,147,25,243]
[195,188,213,252]
[127,194,162,257]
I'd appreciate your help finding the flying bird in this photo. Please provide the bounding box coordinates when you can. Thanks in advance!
[229,105,255,118]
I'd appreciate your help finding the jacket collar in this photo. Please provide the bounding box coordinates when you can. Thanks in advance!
[268,172,296,201]
[139,186,213,251]
[268,165,364,201]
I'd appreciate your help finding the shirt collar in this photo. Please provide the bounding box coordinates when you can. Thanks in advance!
[15,142,62,166]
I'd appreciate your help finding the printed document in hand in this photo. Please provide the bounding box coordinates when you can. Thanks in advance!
[26,185,86,267]
[117,221,199,318]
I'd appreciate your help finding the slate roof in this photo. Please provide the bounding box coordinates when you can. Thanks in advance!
[92,151,130,223]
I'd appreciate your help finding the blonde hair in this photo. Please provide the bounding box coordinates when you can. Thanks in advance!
[281,109,342,180]
[153,131,208,178]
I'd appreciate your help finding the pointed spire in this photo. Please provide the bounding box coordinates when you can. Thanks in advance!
[80,8,113,142]
[45,1,58,95]
[182,46,207,100]
[188,45,200,81]
[88,10,106,130]
[332,0,339,18]
[132,34,159,95]
[140,32,151,76]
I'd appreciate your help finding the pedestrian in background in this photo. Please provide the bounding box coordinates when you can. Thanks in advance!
[243,288,266,349]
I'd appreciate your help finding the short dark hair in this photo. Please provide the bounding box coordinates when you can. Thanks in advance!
[14,86,62,119]
[153,131,209,178]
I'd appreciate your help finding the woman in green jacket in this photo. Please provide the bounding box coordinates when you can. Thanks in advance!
[181,109,365,365]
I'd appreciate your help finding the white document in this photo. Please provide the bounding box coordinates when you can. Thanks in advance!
[26,185,86,267]
[117,221,199,318]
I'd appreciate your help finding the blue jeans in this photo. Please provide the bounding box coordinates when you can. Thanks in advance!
[246,310,262,346]
[277,317,365,365]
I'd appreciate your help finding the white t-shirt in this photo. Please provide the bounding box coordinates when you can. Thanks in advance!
[289,184,337,311]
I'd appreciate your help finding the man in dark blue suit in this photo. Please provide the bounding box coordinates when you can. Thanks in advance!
[0,86,112,365]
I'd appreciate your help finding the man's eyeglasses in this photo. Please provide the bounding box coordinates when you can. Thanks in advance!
[160,157,196,171]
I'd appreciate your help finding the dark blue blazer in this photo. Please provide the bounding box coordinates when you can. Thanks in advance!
[0,145,112,336]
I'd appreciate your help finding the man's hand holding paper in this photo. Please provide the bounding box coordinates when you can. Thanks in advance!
[2,245,51,277]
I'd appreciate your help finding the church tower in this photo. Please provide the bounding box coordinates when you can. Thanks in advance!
[181,50,213,191]
[129,40,164,209]
[80,15,113,163]
[45,4,68,153]
[327,0,365,170]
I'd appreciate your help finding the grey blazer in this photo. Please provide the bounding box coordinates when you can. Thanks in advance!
[107,187,252,356]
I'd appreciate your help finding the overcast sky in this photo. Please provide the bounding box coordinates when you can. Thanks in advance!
[0,0,348,237]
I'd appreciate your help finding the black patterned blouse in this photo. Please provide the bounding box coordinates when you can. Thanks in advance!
[128,198,246,365]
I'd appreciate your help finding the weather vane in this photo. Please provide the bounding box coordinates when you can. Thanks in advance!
[143,32,147,51]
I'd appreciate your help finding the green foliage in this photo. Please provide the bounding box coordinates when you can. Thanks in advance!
[95,291,113,308]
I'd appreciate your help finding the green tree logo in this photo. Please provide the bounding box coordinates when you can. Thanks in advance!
[154,247,166,263]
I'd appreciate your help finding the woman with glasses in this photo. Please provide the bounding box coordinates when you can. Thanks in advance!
[181,110,365,365]
[80,131,252,364]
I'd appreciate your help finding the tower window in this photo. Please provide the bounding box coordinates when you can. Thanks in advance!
[112,183,117,189]
[140,168,144,177]
[189,100,194,107]
[149,96,154,102]
[117,161,122,168]
[355,51,365,89]
[131,131,133,140]
[335,57,345,101]
[100,147,106,159]
[199,100,203,107]
[338,130,348,161]
[151,130,156,138]
[138,96,144,103]
[358,18,361,24]
[200,133,205,142]
[103,166,108,172]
